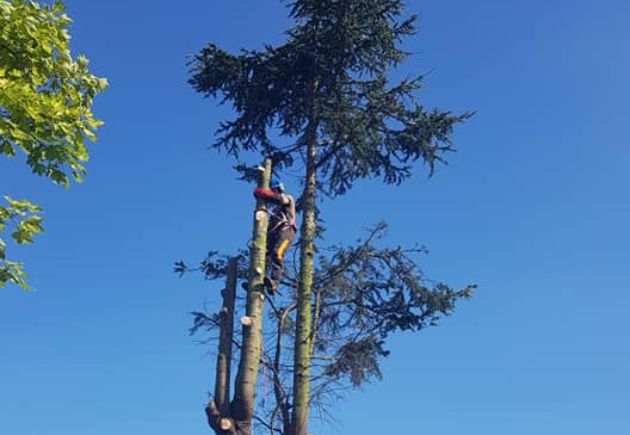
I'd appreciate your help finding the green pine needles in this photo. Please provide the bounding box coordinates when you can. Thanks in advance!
[188,2,473,434]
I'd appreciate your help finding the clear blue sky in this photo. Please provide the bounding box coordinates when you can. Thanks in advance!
[2,1,629,434]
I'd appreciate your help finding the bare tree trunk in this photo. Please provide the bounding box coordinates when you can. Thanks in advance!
[214,257,237,412]
[274,304,296,435]
[205,258,237,433]
[291,119,318,435]
[206,159,272,435]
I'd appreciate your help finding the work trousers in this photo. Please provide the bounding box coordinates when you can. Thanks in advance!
[267,226,295,288]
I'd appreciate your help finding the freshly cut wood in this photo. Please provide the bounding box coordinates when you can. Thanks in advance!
[240,316,253,327]
[219,418,232,431]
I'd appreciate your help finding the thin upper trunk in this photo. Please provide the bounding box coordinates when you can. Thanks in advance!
[214,258,237,412]
[233,157,272,419]
[206,159,271,435]
[274,304,295,435]
[291,118,318,435]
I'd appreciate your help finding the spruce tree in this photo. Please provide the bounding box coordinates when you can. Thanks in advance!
[188,2,471,434]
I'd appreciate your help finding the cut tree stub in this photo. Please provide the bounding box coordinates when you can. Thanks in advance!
[240,316,253,327]
[219,418,232,431]
[207,400,220,416]
[255,210,266,221]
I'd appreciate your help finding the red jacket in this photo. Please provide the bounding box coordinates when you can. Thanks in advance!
[254,188,296,232]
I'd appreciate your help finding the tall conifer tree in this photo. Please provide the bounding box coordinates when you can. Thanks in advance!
[189,2,471,434]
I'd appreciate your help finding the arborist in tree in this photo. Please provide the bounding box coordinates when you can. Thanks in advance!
[253,177,296,295]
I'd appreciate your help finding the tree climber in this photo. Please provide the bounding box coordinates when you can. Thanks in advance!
[252,177,296,295]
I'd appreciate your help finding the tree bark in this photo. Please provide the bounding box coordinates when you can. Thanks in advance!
[214,257,237,412]
[206,159,271,435]
[291,119,318,435]
[274,304,296,435]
